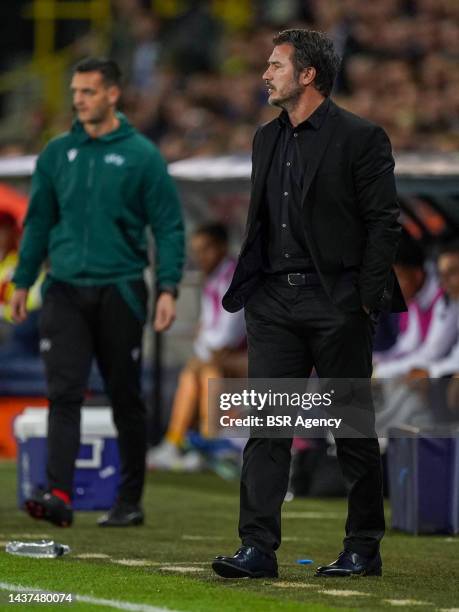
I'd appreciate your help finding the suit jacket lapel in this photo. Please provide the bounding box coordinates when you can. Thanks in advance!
[300,101,338,207]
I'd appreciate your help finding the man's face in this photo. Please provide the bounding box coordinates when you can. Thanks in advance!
[262,44,304,109]
[71,71,120,125]
[394,265,425,302]
[438,253,459,300]
[191,234,226,276]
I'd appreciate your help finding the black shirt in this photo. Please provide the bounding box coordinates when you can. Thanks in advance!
[262,97,330,274]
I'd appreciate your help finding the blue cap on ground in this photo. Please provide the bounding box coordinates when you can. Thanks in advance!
[297,559,314,565]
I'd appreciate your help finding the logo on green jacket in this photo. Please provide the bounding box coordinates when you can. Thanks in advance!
[104,153,125,166]
[67,148,78,162]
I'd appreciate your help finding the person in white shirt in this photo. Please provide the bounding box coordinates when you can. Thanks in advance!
[406,242,459,379]
[376,241,459,436]
[147,223,247,470]
[374,237,447,378]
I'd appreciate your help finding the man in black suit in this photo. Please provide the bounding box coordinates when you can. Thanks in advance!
[212,29,406,579]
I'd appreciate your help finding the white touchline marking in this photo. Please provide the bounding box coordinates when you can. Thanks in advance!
[273,582,317,588]
[76,594,180,611]
[444,538,459,543]
[159,566,204,573]
[76,553,111,560]
[384,600,432,606]
[318,590,370,597]
[0,582,182,612]
[111,559,161,567]
[439,608,459,611]
[181,535,225,541]
[6,533,51,538]
[283,512,343,519]
[156,562,206,566]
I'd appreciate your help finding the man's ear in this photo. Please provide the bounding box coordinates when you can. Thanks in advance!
[302,66,316,87]
[108,85,121,106]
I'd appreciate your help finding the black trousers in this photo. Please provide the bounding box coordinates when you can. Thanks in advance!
[39,280,148,504]
[240,277,384,557]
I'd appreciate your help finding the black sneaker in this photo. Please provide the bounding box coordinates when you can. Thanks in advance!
[97,501,144,527]
[25,490,73,527]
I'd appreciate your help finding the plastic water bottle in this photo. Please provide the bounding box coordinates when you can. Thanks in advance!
[5,540,71,558]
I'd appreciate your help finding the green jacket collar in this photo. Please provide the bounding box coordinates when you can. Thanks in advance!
[71,112,135,144]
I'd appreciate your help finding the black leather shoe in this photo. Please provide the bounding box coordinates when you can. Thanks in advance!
[315,550,382,577]
[212,546,278,579]
[97,501,144,527]
[25,490,73,527]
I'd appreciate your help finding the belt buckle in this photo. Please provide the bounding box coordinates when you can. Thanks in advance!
[287,273,305,286]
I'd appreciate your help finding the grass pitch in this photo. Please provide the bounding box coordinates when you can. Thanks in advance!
[0,460,458,611]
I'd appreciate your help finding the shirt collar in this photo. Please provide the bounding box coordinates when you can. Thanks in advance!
[416,269,441,311]
[206,256,233,285]
[278,96,330,131]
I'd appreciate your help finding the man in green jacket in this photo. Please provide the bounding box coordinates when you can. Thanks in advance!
[10,57,185,527]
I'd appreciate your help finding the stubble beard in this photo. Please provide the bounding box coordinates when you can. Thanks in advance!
[268,81,304,113]
[76,103,111,125]
[83,109,110,125]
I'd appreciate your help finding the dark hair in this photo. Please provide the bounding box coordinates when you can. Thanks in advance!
[272,29,341,97]
[73,57,122,87]
[437,239,459,259]
[395,231,425,268]
[193,222,228,245]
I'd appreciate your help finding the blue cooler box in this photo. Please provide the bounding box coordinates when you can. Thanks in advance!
[388,426,459,534]
[14,407,120,510]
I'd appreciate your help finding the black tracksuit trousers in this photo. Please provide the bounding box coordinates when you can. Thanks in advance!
[39,280,148,505]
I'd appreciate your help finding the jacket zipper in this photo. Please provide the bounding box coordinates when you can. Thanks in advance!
[82,156,95,268]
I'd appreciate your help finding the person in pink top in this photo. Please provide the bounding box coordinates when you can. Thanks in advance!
[375,239,459,438]
[147,223,247,471]
[375,236,443,376]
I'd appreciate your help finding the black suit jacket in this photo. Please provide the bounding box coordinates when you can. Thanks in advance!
[222,99,406,314]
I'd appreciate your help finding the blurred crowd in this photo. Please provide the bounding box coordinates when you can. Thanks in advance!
[1,0,459,159]
[119,0,459,160]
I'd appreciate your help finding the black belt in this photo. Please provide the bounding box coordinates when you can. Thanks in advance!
[267,271,321,286]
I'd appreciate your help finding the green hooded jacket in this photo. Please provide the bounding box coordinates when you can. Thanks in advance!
[13,113,184,298]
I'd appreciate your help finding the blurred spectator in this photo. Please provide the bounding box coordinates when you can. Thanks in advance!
[374,234,443,370]
[129,11,162,94]
[0,211,21,344]
[147,223,247,472]
[375,243,458,380]
[0,211,42,355]
[376,240,459,437]
[409,241,459,379]
[161,0,222,75]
